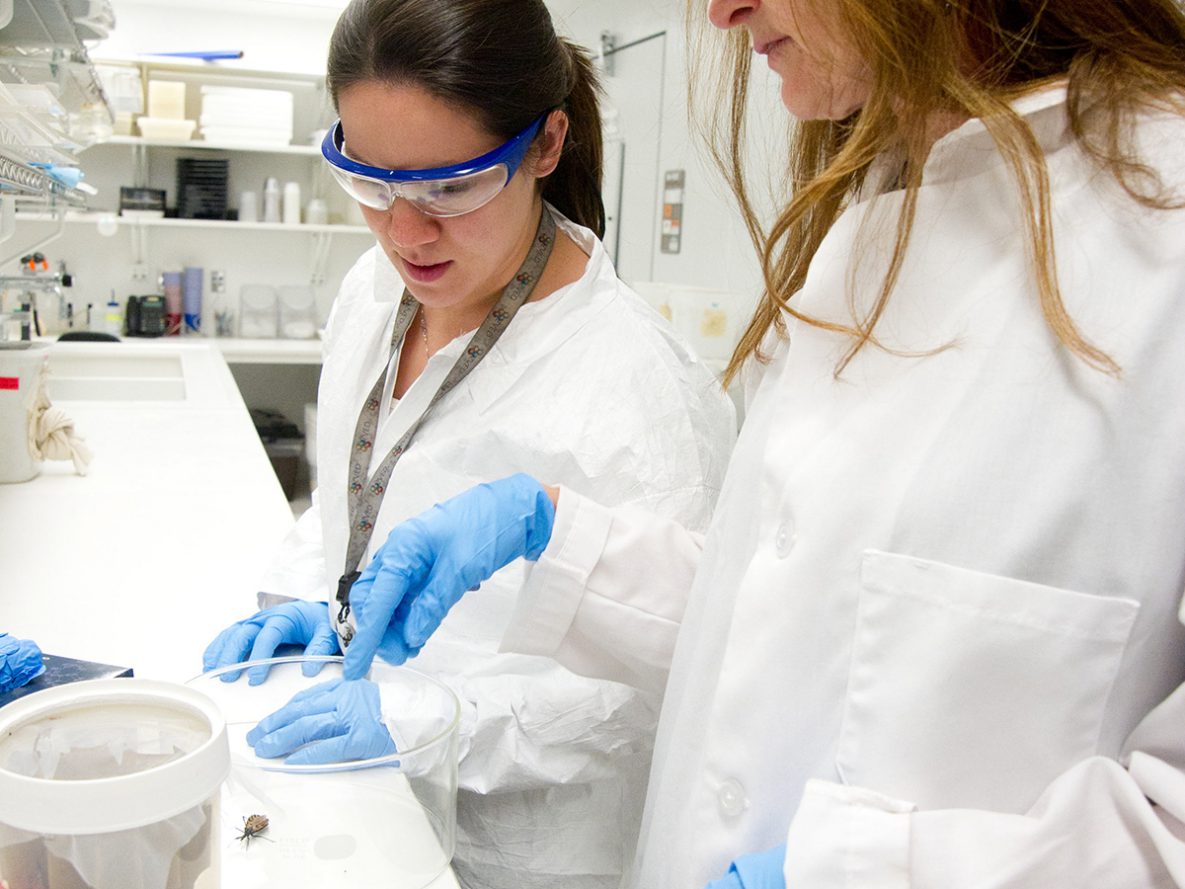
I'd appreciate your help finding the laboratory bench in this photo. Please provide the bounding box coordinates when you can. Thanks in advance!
[0,339,463,889]
[0,339,296,682]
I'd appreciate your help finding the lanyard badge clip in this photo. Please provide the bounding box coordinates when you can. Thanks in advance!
[335,570,360,647]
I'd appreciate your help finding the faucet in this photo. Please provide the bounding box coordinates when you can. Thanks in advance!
[0,258,71,337]
[0,256,70,296]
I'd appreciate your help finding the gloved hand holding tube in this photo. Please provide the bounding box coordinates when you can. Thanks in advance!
[342,473,555,679]
[202,600,339,684]
[0,633,46,694]
[246,677,396,765]
[704,845,787,889]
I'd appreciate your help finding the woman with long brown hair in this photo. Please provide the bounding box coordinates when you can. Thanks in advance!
[256,0,1185,885]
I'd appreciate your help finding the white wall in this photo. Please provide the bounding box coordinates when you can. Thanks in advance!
[99,0,344,76]
[552,0,786,322]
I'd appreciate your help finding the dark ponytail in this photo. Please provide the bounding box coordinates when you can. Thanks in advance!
[327,0,606,237]
[546,41,605,237]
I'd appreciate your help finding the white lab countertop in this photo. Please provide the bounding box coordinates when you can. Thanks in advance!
[0,340,461,889]
[0,340,295,681]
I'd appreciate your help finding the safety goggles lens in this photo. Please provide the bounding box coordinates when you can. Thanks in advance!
[322,113,545,219]
[328,163,510,217]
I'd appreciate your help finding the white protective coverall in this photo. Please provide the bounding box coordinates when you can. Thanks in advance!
[502,88,1185,887]
[262,207,736,889]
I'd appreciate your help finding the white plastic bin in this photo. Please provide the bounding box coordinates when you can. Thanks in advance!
[278,285,317,339]
[238,285,278,338]
[0,679,229,889]
[0,343,48,484]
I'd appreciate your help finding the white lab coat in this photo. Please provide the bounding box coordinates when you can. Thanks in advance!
[262,207,736,889]
[504,88,1185,886]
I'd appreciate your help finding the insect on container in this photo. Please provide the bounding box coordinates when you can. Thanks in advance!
[188,656,460,889]
[0,679,230,889]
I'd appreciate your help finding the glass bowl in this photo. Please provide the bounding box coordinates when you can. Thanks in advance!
[189,656,459,889]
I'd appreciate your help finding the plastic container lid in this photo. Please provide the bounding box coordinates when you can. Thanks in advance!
[0,679,229,835]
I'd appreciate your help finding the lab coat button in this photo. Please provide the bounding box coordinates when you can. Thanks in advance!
[775,522,796,558]
[717,779,749,818]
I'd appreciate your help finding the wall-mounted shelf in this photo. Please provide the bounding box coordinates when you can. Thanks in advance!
[15,210,371,235]
[101,134,322,156]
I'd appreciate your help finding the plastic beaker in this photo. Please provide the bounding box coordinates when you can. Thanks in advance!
[277,284,317,339]
[238,285,278,338]
[188,657,459,889]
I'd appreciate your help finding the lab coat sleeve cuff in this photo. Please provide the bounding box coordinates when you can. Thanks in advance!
[784,780,916,889]
[502,486,612,657]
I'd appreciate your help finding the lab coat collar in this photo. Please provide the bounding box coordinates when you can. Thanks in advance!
[367,204,615,459]
[366,203,614,359]
[922,83,1072,185]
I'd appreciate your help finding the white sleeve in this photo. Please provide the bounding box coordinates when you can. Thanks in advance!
[257,492,330,600]
[500,486,703,695]
[783,685,1185,887]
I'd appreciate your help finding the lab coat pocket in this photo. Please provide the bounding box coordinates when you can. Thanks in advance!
[836,550,1138,813]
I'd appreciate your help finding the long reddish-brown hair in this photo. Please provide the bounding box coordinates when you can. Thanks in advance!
[690,0,1185,383]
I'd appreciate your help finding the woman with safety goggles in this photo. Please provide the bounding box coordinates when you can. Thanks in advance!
[202,0,736,887]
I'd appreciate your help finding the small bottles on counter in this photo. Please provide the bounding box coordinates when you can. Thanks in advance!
[282,181,301,225]
[103,290,123,336]
[262,177,281,224]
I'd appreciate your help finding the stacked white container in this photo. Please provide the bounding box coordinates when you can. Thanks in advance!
[199,87,294,146]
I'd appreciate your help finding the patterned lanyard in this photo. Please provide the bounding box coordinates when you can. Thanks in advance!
[334,208,557,646]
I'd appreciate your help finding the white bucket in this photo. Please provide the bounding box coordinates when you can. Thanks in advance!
[0,679,230,889]
[0,343,48,484]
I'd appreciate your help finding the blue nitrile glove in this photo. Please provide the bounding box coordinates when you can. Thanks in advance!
[342,474,554,679]
[245,678,396,765]
[704,844,787,889]
[0,633,45,693]
[202,600,339,685]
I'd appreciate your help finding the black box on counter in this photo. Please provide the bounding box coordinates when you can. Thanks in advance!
[119,186,166,217]
[0,653,133,709]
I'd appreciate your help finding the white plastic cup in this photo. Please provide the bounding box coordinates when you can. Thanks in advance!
[282,181,301,225]
[239,190,258,223]
[305,198,328,226]
[262,178,281,224]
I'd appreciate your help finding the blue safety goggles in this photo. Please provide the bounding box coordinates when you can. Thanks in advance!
[321,113,546,217]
